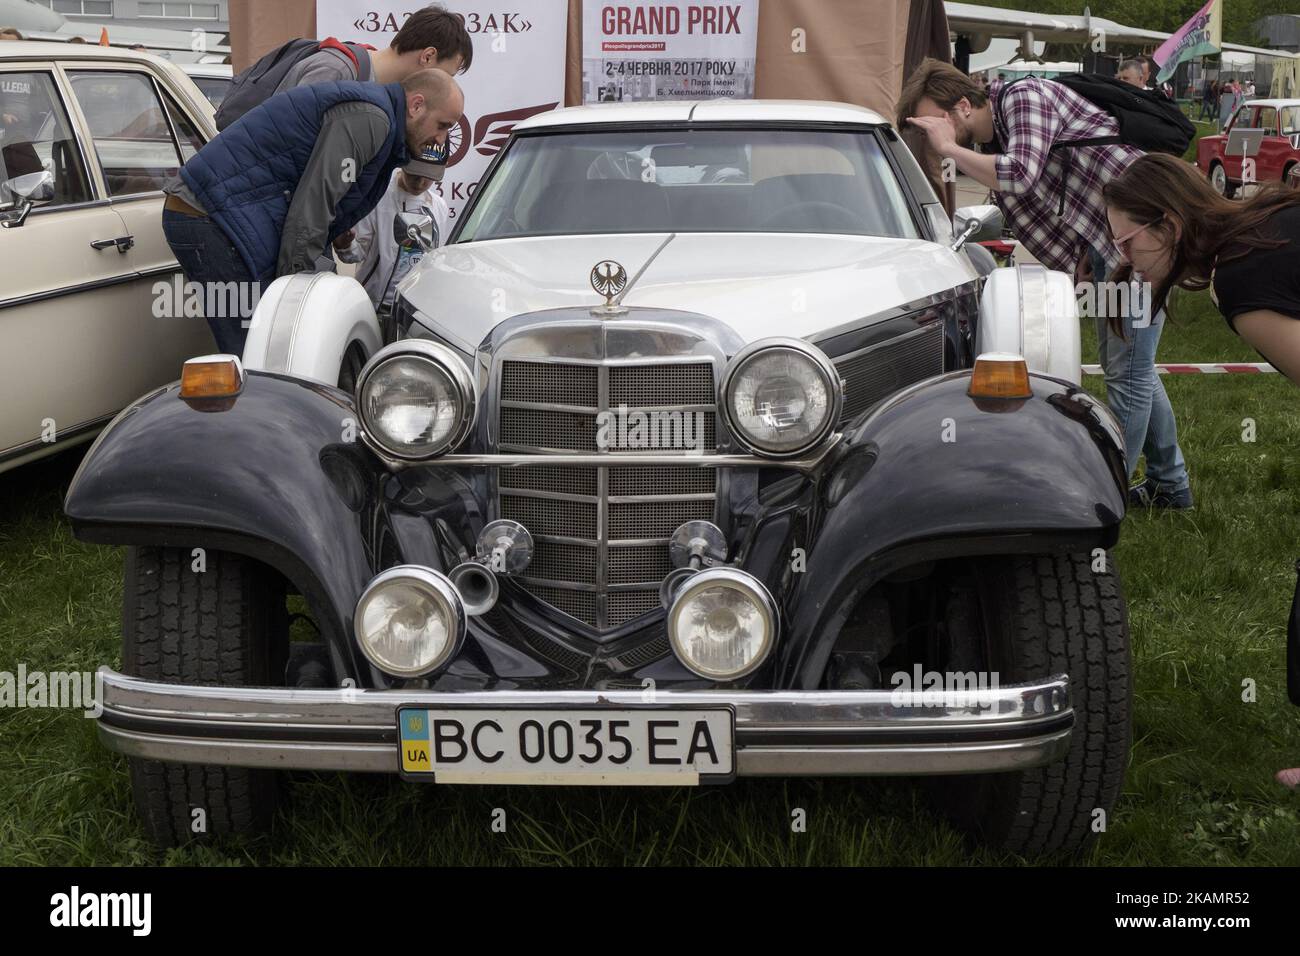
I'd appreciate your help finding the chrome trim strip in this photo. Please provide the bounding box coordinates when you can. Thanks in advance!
[94,668,1073,776]
[263,272,321,371]
[498,487,715,505]
[500,400,716,414]
[831,321,940,366]
[0,263,182,311]
[607,493,716,504]
[436,443,839,474]
[811,284,975,352]
[596,363,611,626]
[533,534,672,548]
[25,198,114,217]
[0,412,114,465]
[1018,263,1048,366]
[517,576,675,593]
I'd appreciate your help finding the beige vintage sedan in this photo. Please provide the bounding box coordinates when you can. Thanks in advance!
[0,42,215,472]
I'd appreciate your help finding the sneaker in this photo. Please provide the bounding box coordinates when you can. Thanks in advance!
[1128,477,1194,510]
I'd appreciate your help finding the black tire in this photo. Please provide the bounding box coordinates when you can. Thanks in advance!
[122,546,288,847]
[336,340,367,393]
[936,552,1131,856]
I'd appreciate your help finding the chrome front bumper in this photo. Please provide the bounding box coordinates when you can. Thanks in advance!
[95,668,1072,777]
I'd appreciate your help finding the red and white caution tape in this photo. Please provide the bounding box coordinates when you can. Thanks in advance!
[1081,362,1278,375]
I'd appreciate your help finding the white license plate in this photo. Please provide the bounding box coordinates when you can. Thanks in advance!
[397,707,735,784]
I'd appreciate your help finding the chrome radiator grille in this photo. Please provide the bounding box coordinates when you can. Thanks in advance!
[496,360,718,631]
[835,322,945,424]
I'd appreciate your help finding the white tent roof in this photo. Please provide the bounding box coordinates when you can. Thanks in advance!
[945,2,1297,62]
[996,61,1085,74]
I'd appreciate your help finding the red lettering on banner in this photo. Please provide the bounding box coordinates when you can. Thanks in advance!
[682,5,742,34]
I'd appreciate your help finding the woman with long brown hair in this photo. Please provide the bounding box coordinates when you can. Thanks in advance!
[1103,153,1300,384]
[1106,155,1300,791]
[1102,154,1300,506]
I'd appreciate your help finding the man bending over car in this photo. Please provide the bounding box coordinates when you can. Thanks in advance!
[160,70,463,354]
[900,58,1192,513]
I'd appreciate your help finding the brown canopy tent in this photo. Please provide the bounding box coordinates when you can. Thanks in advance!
[226,0,954,210]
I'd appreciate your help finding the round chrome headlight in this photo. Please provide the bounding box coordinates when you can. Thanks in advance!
[722,339,841,457]
[353,566,466,677]
[356,341,475,460]
[667,568,777,681]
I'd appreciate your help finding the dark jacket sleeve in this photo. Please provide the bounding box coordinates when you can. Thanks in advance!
[277,101,390,278]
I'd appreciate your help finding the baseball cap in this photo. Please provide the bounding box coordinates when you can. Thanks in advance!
[405,139,447,181]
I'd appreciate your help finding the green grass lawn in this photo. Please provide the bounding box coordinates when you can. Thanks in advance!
[2,292,1298,866]
[1181,101,1218,165]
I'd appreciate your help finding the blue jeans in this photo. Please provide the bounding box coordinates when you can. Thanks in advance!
[1088,248,1190,491]
[162,209,259,355]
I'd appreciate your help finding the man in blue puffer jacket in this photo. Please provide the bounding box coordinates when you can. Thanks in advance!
[160,69,463,353]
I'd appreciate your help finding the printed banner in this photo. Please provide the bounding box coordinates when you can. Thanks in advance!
[1153,0,1221,85]
[315,1,567,221]
[582,1,759,103]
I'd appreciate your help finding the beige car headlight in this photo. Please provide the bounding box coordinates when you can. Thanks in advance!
[667,568,777,680]
[356,341,476,460]
[722,339,842,457]
[353,566,466,677]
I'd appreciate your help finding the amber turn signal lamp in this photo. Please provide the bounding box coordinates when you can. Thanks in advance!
[179,355,244,412]
[968,352,1031,400]
[180,355,244,399]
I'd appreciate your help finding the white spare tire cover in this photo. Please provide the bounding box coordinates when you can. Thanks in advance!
[976,263,1081,385]
[242,272,381,386]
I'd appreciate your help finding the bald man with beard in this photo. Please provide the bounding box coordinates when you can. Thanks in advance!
[161,69,464,353]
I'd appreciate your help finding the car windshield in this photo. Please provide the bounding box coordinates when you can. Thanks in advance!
[455,127,919,242]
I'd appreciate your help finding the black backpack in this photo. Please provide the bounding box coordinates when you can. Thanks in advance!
[1047,73,1195,157]
[214,37,372,132]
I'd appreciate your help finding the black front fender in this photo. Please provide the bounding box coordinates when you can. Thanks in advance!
[63,373,394,679]
[777,371,1126,687]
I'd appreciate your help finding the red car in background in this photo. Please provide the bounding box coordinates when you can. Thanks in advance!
[1197,99,1300,197]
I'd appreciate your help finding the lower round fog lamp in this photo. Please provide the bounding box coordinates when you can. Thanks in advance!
[353,566,466,678]
[666,568,777,680]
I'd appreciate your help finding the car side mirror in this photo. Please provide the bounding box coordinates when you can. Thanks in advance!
[0,169,54,228]
[394,211,434,251]
[950,204,1003,251]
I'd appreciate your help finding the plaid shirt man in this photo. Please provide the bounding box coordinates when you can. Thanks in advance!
[986,77,1144,275]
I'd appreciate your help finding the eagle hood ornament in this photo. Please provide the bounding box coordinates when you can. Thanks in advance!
[590,259,629,316]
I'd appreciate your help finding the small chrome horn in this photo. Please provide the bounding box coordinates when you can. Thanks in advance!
[448,520,534,616]
[476,519,533,573]
[659,566,698,609]
[661,521,729,608]
[449,561,500,616]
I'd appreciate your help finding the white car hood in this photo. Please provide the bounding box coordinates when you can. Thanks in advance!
[398,232,975,353]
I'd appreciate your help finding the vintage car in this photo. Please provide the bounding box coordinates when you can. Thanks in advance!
[1196,98,1300,197]
[65,100,1130,856]
[0,42,215,473]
